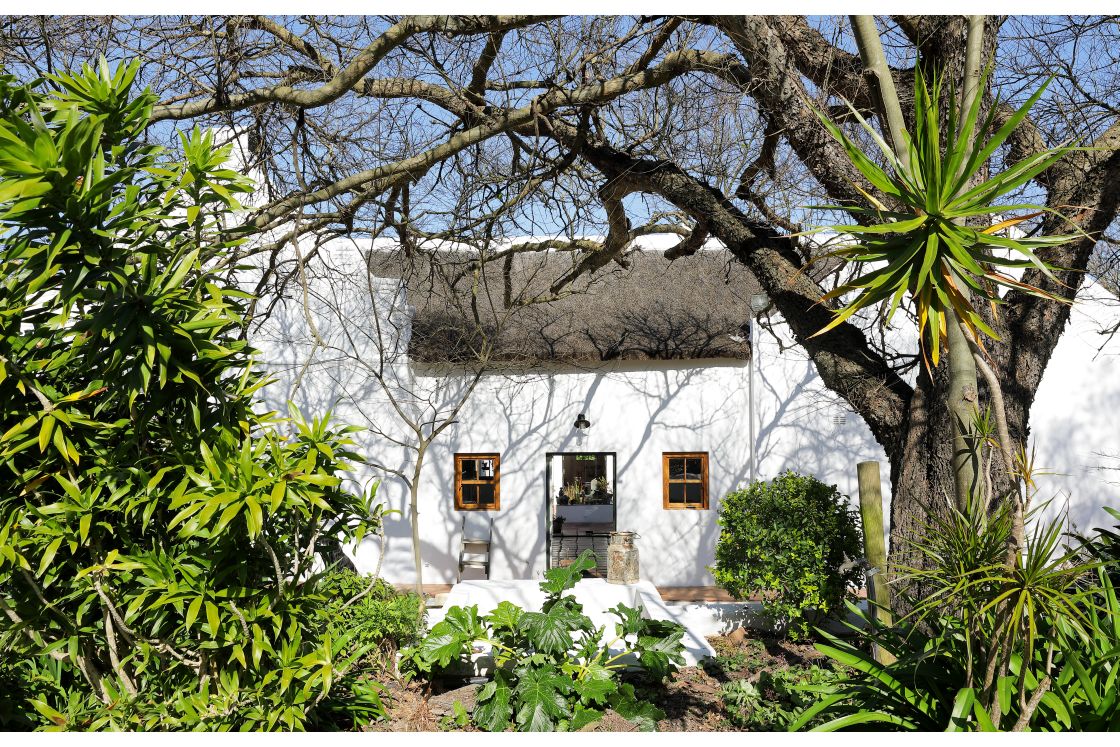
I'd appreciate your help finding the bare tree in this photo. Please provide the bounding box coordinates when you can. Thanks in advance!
[7,15,1119,576]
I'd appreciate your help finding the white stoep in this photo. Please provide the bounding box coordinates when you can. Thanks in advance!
[427,578,717,668]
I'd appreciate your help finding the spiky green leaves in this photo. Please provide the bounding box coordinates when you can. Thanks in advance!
[812,64,1081,365]
[0,60,384,731]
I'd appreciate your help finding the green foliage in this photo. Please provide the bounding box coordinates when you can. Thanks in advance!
[439,699,471,730]
[1073,506,1120,586]
[401,550,686,731]
[813,64,1080,365]
[722,664,843,731]
[799,502,1118,731]
[712,472,863,639]
[0,61,386,730]
[317,569,425,652]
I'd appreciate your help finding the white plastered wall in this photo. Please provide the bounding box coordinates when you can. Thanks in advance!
[248,239,1120,586]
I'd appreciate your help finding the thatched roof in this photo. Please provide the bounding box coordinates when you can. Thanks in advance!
[368,244,763,365]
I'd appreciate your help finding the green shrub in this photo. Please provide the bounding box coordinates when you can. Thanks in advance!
[317,570,426,652]
[712,472,863,639]
[1073,506,1120,586]
[0,61,386,731]
[401,550,686,732]
[722,664,843,731]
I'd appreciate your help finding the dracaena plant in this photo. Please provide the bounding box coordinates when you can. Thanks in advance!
[400,550,686,732]
[0,60,392,731]
[812,64,1081,365]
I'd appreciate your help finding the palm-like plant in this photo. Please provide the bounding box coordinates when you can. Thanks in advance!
[812,65,1081,365]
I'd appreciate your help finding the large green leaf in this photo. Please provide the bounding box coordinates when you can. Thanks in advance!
[608,603,644,637]
[519,600,586,656]
[611,682,665,731]
[474,669,515,732]
[567,704,604,732]
[573,663,617,706]
[487,600,525,635]
[539,549,596,596]
[635,627,686,679]
[513,667,572,731]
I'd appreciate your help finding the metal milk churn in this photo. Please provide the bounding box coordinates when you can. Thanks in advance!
[606,531,640,584]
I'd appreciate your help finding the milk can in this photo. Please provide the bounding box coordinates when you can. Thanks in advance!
[606,531,640,584]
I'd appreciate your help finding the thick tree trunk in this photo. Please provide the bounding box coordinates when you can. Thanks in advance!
[545,17,1119,613]
[887,360,958,602]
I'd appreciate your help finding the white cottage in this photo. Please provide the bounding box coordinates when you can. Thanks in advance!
[251,237,1120,591]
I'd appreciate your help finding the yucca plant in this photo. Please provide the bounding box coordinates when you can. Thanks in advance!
[795,502,1105,732]
[815,16,1088,520]
[812,63,1080,366]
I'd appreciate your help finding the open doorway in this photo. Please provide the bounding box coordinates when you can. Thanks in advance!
[545,452,617,574]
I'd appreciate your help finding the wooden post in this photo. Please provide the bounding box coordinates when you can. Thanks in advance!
[857,460,895,665]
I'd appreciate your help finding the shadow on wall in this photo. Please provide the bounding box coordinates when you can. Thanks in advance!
[412,360,722,583]
[755,353,888,502]
[1030,391,1120,535]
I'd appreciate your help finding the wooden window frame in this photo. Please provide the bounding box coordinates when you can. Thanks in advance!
[454,453,501,511]
[662,452,709,510]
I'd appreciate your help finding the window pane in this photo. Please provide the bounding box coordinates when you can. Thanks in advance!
[460,459,477,480]
[686,458,703,480]
[685,483,704,506]
[460,484,478,505]
[479,459,494,479]
[478,484,495,506]
[668,483,685,504]
[668,458,685,480]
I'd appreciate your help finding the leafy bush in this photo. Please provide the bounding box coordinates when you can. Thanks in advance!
[401,550,686,731]
[722,664,843,731]
[1073,506,1120,586]
[712,472,863,639]
[0,61,385,730]
[317,570,425,652]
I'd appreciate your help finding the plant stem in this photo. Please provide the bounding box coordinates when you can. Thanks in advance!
[411,442,426,595]
[947,15,988,515]
[848,16,910,173]
[947,317,981,511]
[959,16,985,146]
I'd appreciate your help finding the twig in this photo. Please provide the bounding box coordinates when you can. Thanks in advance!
[103,607,138,695]
[262,538,287,602]
[340,524,389,610]
[92,578,202,670]
[229,599,250,638]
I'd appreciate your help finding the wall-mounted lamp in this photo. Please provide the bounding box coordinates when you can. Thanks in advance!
[573,412,591,442]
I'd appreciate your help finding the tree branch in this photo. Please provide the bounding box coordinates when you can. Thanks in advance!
[150,16,551,122]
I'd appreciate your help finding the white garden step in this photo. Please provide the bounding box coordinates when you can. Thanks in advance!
[426,578,716,668]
